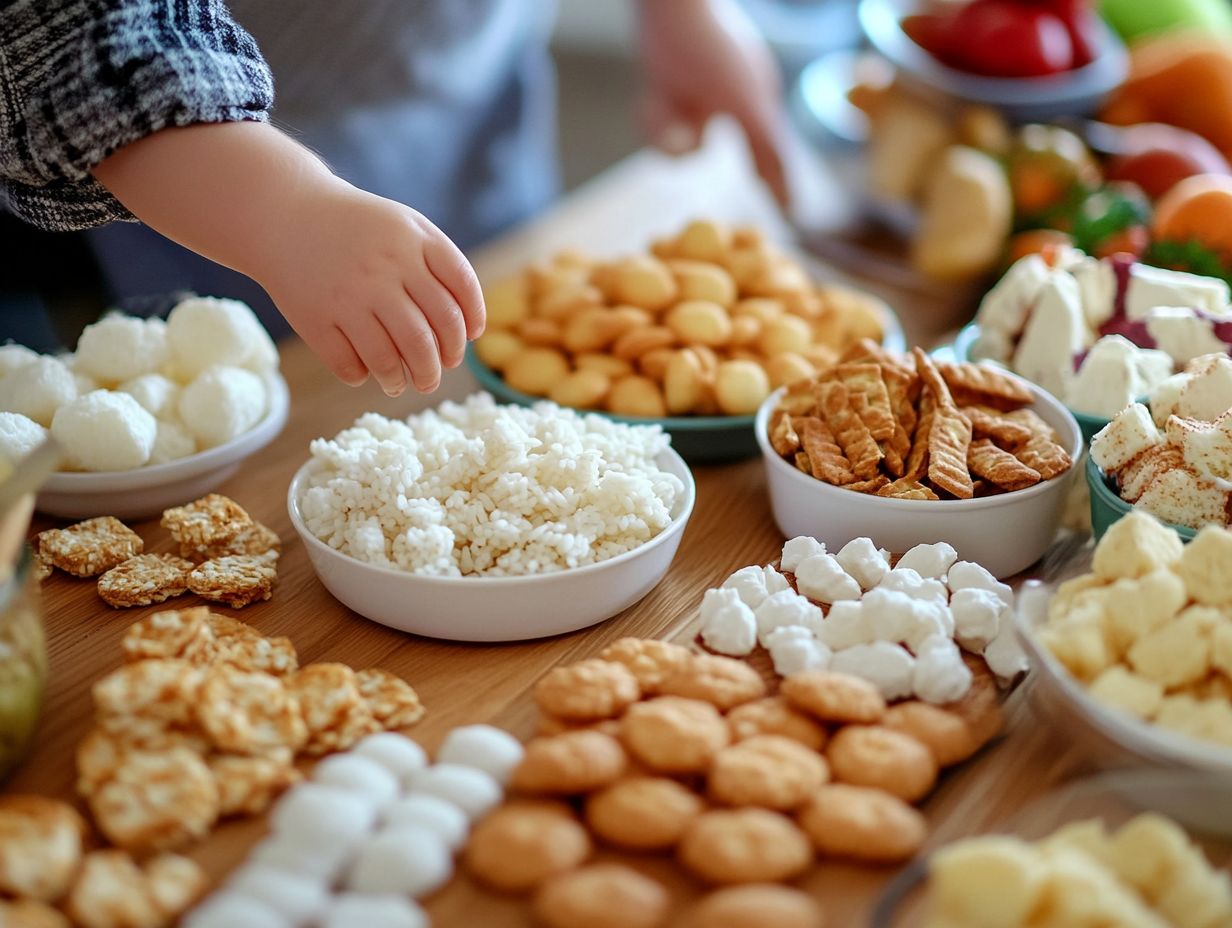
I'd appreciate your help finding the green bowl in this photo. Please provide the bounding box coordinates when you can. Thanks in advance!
[1085,454,1197,543]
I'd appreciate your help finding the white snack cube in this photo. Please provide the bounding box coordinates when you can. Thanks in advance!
[1090,404,1162,472]
[149,419,197,465]
[830,641,916,700]
[780,536,825,574]
[1146,307,1229,364]
[1072,254,1117,329]
[795,553,862,603]
[346,825,453,898]
[322,894,428,928]
[896,542,958,580]
[977,253,1051,340]
[1126,263,1230,319]
[1011,272,1084,398]
[835,537,890,590]
[166,296,278,378]
[765,625,832,676]
[75,314,168,383]
[1067,335,1145,418]
[1149,371,1191,427]
[879,567,949,605]
[227,866,329,927]
[51,390,156,471]
[437,724,525,786]
[721,565,770,610]
[178,365,267,448]
[270,783,379,850]
[354,732,428,785]
[0,412,46,463]
[816,600,874,650]
[913,635,973,704]
[0,343,38,377]
[0,355,76,426]
[983,616,1030,683]
[1138,468,1228,530]
[119,373,180,419]
[312,754,400,810]
[701,587,758,656]
[950,588,1006,653]
[947,561,1013,607]
[754,589,823,647]
[1177,356,1232,421]
[184,893,291,928]
[405,764,502,821]
[384,794,468,852]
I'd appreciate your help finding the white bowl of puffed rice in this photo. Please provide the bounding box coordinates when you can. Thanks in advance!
[286,394,696,641]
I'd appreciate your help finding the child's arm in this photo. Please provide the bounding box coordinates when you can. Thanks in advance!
[92,121,483,395]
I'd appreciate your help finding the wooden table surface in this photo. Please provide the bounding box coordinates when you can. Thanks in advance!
[17,128,1095,926]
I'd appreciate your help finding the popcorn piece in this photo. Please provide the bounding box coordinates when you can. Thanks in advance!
[982,617,1029,683]
[437,725,524,787]
[720,565,770,610]
[1127,606,1218,689]
[754,590,823,647]
[780,536,825,574]
[700,588,757,656]
[795,553,862,603]
[835,537,890,590]
[0,355,76,426]
[178,366,267,449]
[1088,666,1165,720]
[764,626,832,677]
[166,297,278,378]
[1177,356,1232,421]
[1090,404,1162,472]
[118,373,179,418]
[913,636,973,704]
[947,561,1013,607]
[75,315,168,383]
[51,390,156,471]
[950,588,1006,653]
[1176,524,1232,607]
[1136,468,1228,531]
[0,412,46,463]
[346,826,453,899]
[816,600,874,651]
[880,567,949,605]
[896,542,958,580]
[829,641,915,701]
[1093,510,1185,582]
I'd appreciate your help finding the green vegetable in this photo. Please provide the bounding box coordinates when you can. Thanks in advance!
[1147,238,1232,287]
[1100,0,1232,40]
[1068,185,1151,255]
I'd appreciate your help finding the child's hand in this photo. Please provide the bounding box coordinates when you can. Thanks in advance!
[258,183,485,396]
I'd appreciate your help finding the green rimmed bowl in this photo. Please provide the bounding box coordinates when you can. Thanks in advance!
[1085,454,1198,543]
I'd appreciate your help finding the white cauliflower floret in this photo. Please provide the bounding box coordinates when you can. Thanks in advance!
[835,537,890,590]
[831,641,916,701]
[765,626,832,676]
[795,553,862,603]
[74,314,168,383]
[983,616,1029,682]
[896,542,958,580]
[950,588,1006,653]
[166,296,279,378]
[699,588,757,657]
[119,373,181,419]
[0,355,76,426]
[178,366,267,448]
[816,600,874,650]
[51,390,156,471]
[148,419,197,465]
[947,561,1013,607]
[0,344,38,377]
[913,635,973,704]
[763,565,790,596]
[754,589,823,647]
[0,412,47,463]
[721,565,770,610]
[780,536,825,574]
[879,567,949,605]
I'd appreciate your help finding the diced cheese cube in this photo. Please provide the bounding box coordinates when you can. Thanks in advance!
[1102,570,1187,654]
[928,836,1044,928]
[1126,606,1218,689]
[1149,372,1191,427]
[1072,255,1117,330]
[976,253,1052,339]
[1175,525,1232,607]
[1067,335,1145,418]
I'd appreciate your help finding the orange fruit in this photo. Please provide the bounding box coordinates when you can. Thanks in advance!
[1152,173,1232,257]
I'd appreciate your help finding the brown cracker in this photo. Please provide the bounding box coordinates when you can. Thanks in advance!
[197,665,307,755]
[36,517,142,578]
[187,551,277,608]
[161,494,252,558]
[121,607,216,664]
[88,747,219,852]
[835,362,895,442]
[286,663,379,756]
[98,554,193,608]
[968,438,1042,492]
[1013,435,1073,481]
[965,406,1034,449]
[815,380,882,479]
[796,416,856,485]
[356,668,426,729]
[938,360,1033,411]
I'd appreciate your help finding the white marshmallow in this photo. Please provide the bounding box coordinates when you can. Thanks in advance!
[321,894,428,928]
[795,553,862,603]
[0,355,76,426]
[1067,335,1145,419]
[983,616,1030,682]
[0,412,46,463]
[0,343,38,377]
[861,587,918,645]
[817,600,874,650]
[353,732,428,785]
[720,565,770,609]
[227,866,329,927]
[830,642,916,700]
[950,588,1006,653]
[75,314,168,383]
[437,724,525,786]
[905,600,957,651]
[166,296,278,378]
[246,835,354,883]
[311,754,400,811]
[976,253,1051,340]
[383,794,469,852]
[765,626,832,676]
[178,365,267,448]
[879,567,949,605]
[1090,403,1162,472]
[51,390,156,471]
[1011,271,1084,399]
[947,561,1013,607]
[406,764,502,821]
[701,587,758,656]
[149,419,196,465]
[762,565,790,596]
[346,825,453,898]
[913,635,973,704]
[780,536,825,574]
[835,537,890,590]
[270,783,379,850]
[1071,255,1116,329]
[184,893,290,928]
[1177,356,1232,421]
[119,373,180,418]
[1149,371,1191,427]
[754,589,824,647]
[895,542,958,580]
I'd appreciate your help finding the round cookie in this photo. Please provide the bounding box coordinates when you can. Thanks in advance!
[658,655,766,711]
[599,639,693,695]
[510,730,627,795]
[826,726,937,803]
[620,697,730,774]
[534,660,641,722]
[882,702,978,768]
[726,697,828,752]
[680,885,825,928]
[533,864,669,928]
[464,801,591,893]
[781,671,886,725]
[536,716,623,738]
[797,783,926,863]
[708,736,828,811]
[678,809,812,884]
[585,777,705,851]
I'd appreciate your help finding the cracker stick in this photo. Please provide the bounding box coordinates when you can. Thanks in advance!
[968,439,1042,492]
[1012,436,1072,481]
[938,361,1033,411]
[797,416,857,485]
[835,363,895,442]
[876,478,940,500]
[964,406,1034,449]
[913,349,974,499]
[815,380,883,479]
[904,389,935,482]
[770,409,801,457]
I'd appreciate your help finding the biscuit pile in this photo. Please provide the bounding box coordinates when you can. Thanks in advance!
[0,794,206,928]
[923,812,1231,927]
[34,494,280,608]
[77,606,425,854]
[475,218,888,418]
[770,343,1073,499]
[1041,512,1232,749]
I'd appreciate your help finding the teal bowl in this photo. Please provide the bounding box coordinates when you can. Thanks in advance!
[1085,454,1197,543]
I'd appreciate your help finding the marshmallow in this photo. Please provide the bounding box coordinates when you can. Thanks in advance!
[353,732,428,785]
[795,553,862,603]
[184,893,291,928]
[913,635,974,704]
[0,412,46,463]
[0,343,37,378]
[1137,468,1229,530]
[247,834,354,883]
[1090,403,1162,472]
[1149,372,1191,428]
[755,589,824,647]
[947,561,1013,608]
[118,373,180,419]
[0,355,76,427]
[405,764,502,821]
[346,825,453,898]
[1175,415,1232,484]
[1067,335,1145,418]
[983,617,1029,683]
[178,366,267,448]
[763,565,790,596]
[311,754,400,811]
[950,588,1006,653]
[166,296,278,378]
[227,866,330,927]
[816,600,875,650]
[765,626,832,676]
[75,314,168,383]
[383,794,469,852]
[835,537,890,590]
[701,587,758,656]
[862,587,919,645]
[780,536,825,574]
[321,894,428,928]
[149,419,196,465]
[895,542,958,580]
[436,724,525,786]
[721,565,770,609]
[879,567,949,605]
[51,390,156,471]
[830,642,916,700]
[270,784,379,851]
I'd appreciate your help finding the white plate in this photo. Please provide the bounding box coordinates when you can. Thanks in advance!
[286,448,696,642]
[37,371,289,521]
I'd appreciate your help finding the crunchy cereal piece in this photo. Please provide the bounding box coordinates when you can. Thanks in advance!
[465,800,592,893]
[0,795,85,901]
[286,663,379,755]
[904,388,935,481]
[769,408,801,457]
[876,478,940,500]
[929,406,974,499]
[797,416,857,485]
[727,696,828,751]
[708,735,829,810]
[197,665,307,755]
[0,900,69,928]
[143,853,207,920]
[584,777,705,851]
[534,659,641,722]
[938,360,1033,411]
[621,696,730,774]
[781,670,886,724]
[161,494,251,558]
[89,748,219,852]
[98,554,193,608]
[208,750,300,816]
[36,517,142,578]
[533,864,669,928]
[511,730,627,795]
[64,851,161,928]
[836,362,896,442]
[816,380,882,479]
[121,607,216,663]
[826,724,938,802]
[658,654,766,711]
[680,886,824,928]
[92,659,202,740]
[598,638,693,695]
[968,438,1042,492]
[32,551,54,584]
[845,474,891,494]
[678,809,812,884]
[193,520,280,562]
[1012,435,1072,481]
[1001,406,1059,442]
[797,783,926,862]
[965,406,1034,448]
[356,668,425,729]
[883,701,979,767]
[214,633,298,677]
[186,551,277,608]
[777,378,818,418]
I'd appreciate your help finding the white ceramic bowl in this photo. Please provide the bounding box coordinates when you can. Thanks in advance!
[754,376,1083,578]
[286,449,696,642]
[36,371,289,521]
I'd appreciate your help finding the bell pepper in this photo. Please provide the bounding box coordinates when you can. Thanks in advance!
[902,0,1074,78]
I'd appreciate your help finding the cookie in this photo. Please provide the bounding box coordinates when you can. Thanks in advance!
[797,782,926,863]
[536,716,623,738]
[187,551,278,608]
[658,654,766,711]
[36,516,142,577]
[356,668,425,729]
[708,736,828,810]
[0,900,69,928]
[826,725,937,803]
[92,659,202,741]
[0,795,85,901]
[214,632,299,677]
[620,697,730,774]
[161,494,251,558]
[680,885,825,928]
[678,809,812,884]
[97,554,193,608]
[781,670,886,724]
[197,665,307,755]
[464,800,592,893]
[599,638,694,694]
[511,730,627,795]
[533,863,670,928]
[726,697,828,751]
[121,607,216,664]
[88,747,220,852]
[585,776,705,851]
[286,663,380,755]
[534,659,641,722]
[143,853,208,919]
[64,851,161,928]
[883,701,978,768]
[208,750,300,816]
[194,520,281,561]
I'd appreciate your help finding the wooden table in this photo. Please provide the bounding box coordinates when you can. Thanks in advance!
[18,128,1093,926]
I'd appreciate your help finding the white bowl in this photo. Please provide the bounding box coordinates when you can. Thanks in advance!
[36,371,289,521]
[286,448,696,642]
[754,376,1083,578]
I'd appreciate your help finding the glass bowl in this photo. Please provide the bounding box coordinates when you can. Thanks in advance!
[0,546,48,784]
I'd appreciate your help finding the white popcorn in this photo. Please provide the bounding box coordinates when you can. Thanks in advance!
[178,365,267,448]
[322,895,428,928]
[227,866,330,927]
[1177,356,1232,421]
[119,373,180,419]
[0,355,76,426]
[1125,264,1229,320]
[346,825,453,898]
[879,567,949,605]
[0,412,46,463]
[950,587,1006,653]
[835,537,890,590]
[755,589,823,647]
[1146,307,1229,365]
[354,732,428,785]
[701,587,758,656]
[780,536,825,574]
[817,599,875,650]
[271,783,379,851]
[983,616,1030,683]
[0,343,38,378]
[830,642,916,701]
[795,553,862,603]
[149,419,197,465]
[762,565,790,596]
[437,724,525,786]
[184,893,291,928]
[895,542,958,580]
[383,794,469,852]
[1090,403,1162,472]
[75,314,168,383]
[913,635,973,704]
[312,754,400,811]
[765,626,832,676]
[721,565,770,610]
[166,296,278,378]
[947,561,1013,607]
[51,390,156,472]
[405,764,502,821]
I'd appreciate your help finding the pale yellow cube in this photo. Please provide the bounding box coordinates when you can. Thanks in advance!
[1104,570,1188,655]
[1175,525,1232,608]
[1127,606,1218,689]
[1033,848,1161,927]
[1212,619,1232,679]
[483,276,530,329]
[928,836,1043,928]
[1154,863,1232,928]
[1108,813,1200,899]
[1088,666,1165,720]
[1041,604,1115,681]
[1047,573,1106,624]
[1092,511,1184,582]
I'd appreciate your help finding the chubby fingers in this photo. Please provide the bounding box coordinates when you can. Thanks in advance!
[374,299,443,393]
[423,233,485,340]
[340,311,412,397]
[304,324,369,387]
[408,277,467,370]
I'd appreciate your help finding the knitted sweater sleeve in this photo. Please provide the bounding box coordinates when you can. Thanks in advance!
[0,0,273,231]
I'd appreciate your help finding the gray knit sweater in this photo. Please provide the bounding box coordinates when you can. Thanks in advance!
[0,0,273,232]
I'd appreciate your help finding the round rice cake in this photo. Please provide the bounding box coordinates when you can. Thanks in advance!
[97,554,193,609]
[88,748,219,852]
[197,665,307,755]
[187,551,278,608]
[214,633,299,677]
[92,659,202,738]
[287,663,380,755]
[355,668,425,730]
[208,750,300,817]
[0,795,85,901]
[65,851,161,928]
[121,607,216,663]
[36,517,142,578]
[161,494,251,558]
